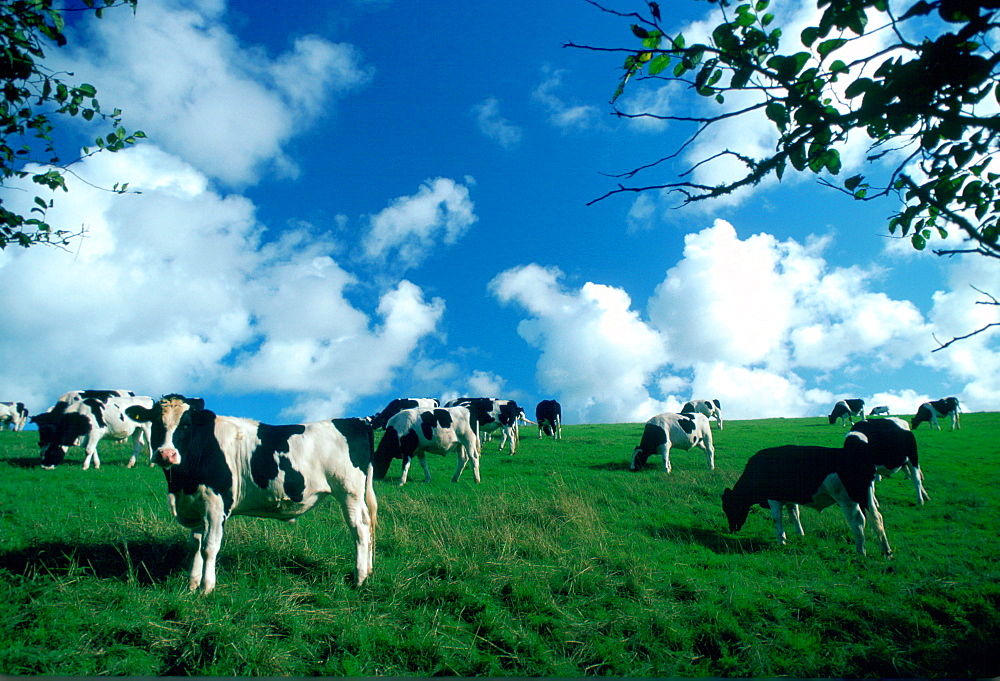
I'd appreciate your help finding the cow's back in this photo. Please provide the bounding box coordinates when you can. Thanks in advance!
[736,446,841,505]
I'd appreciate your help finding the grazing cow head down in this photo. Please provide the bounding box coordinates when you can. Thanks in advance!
[631,421,667,471]
[372,427,402,480]
[32,411,91,468]
[126,394,208,467]
[721,488,749,532]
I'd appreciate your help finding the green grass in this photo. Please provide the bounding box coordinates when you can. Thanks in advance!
[1,415,998,676]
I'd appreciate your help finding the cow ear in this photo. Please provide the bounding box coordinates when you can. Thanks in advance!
[191,409,216,426]
[188,397,206,411]
[125,405,152,422]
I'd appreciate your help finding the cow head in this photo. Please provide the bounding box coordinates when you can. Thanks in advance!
[126,394,209,468]
[630,446,649,471]
[31,411,90,469]
[372,426,402,480]
[721,488,750,532]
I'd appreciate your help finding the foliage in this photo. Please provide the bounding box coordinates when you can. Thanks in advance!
[571,0,1000,259]
[1,0,144,250]
[2,415,999,676]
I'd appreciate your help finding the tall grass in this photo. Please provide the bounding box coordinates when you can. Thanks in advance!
[1,415,997,676]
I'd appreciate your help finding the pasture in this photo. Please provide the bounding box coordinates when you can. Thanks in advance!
[1,414,997,676]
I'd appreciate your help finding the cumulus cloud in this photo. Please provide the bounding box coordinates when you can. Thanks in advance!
[532,65,603,131]
[490,264,669,423]
[472,97,523,149]
[361,177,478,270]
[0,148,444,421]
[53,0,372,186]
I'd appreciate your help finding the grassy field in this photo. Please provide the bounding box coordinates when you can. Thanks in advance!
[1,413,997,677]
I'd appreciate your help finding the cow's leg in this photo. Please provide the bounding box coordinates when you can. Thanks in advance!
[768,500,787,545]
[398,455,413,486]
[452,445,469,483]
[865,491,892,557]
[838,503,868,556]
[338,491,374,586]
[188,528,206,592]
[909,464,930,504]
[702,440,715,470]
[198,494,227,593]
[787,503,805,537]
[660,443,671,473]
[82,436,99,470]
[126,430,141,468]
[418,452,431,483]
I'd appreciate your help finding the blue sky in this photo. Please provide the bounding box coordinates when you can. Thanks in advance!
[2,0,998,425]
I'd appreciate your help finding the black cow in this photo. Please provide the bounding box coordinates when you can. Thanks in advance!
[369,397,439,430]
[373,406,481,485]
[722,433,892,556]
[912,397,960,430]
[828,399,865,426]
[848,418,929,505]
[126,395,378,593]
[535,399,562,439]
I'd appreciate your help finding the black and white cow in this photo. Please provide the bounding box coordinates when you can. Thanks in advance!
[0,402,29,431]
[849,418,929,505]
[444,397,523,454]
[868,405,890,417]
[912,397,961,431]
[31,395,153,469]
[681,398,723,429]
[125,395,378,593]
[721,433,892,556]
[373,406,481,485]
[535,399,562,439]
[828,399,865,426]
[630,412,715,473]
[368,397,439,430]
[47,389,136,415]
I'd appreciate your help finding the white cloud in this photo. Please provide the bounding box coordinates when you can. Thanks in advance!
[54,0,372,186]
[472,97,523,149]
[532,66,602,131]
[0,148,443,421]
[361,177,477,270]
[490,264,669,423]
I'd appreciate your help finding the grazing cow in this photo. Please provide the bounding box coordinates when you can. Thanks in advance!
[373,406,481,485]
[444,397,523,454]
[368,397,439,430]
[869,405,890,417]
[849,418,929,505]
[31,395,153,469]
[912,397,961,430]
[721,433,892,556]
[535,399,562,439]
[828,399,865,426]
[125,395,377,593]
[0,402,29,431]
[681,398,723,429]
[630,412,715,473]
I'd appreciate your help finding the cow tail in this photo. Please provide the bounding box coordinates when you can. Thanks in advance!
[365,460,378,537]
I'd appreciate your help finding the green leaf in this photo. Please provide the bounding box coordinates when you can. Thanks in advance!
[844,77,872,99]
[844,174,863,191]
[817,38,846,58]
[801,26,820,47]
[765,101,789,129]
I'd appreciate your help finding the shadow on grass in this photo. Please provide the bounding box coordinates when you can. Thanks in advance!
[0,538,190,585]
[2,457,41,469]
[646,521,773,554]
[587,461,634,472]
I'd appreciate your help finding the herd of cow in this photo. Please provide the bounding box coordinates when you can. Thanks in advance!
[0,390,962,593]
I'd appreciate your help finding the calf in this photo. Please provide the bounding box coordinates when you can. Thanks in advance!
[373,406,481,485]
[368,397,439,430]
[126,395,377,593]
[630,412,715,473]
[0,402,29,431]
[912,397,961,430]
[868,405,890,417]
[31,395,153,469]
[681,398,723,429]
[828,399,865,426]
[535,399,562,439]
[849,418,929,505]
[445,397,522,454]
[721,434,892,556]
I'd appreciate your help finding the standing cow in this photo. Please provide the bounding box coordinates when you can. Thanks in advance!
[828,399,865,426]
[0,402,29,431]
[46,389,136,415]
[373,406,481,485]
[31,395,153,469]
[126,395,377,593]
[681,399,723,429]
[444,397,522,454]
[849,418,929,505]
[630,412,715,473]
[535,400,562,439]
[912,397,961,430]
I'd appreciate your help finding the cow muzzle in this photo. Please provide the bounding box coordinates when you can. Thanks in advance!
[154,448,181,467]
